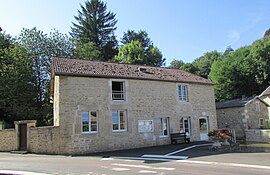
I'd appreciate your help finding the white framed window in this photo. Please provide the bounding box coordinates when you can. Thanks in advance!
[138,120,153,132]
[259,118,265,128]
[161,117,170,136]
[180,117,191,135]
[112,81,126,101]
[81,111,98,133]
[112,110,127,132]
[256,102,260,112]
[178,84,189,102]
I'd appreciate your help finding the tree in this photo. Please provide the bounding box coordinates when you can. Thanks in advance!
[168,59,184,69]
[121,30,152,48]
[18,28,75,125]
[180,63,198,74]
[113,40,144,65]
[209,46,258,101]
[264,28,270,37]
[0,31,36,126]
[193,51,223,78]
[71,0,118,61]
[223,46,234,56]
[48,29,75,58]
[114,30,165,66]
[74,41,101,59]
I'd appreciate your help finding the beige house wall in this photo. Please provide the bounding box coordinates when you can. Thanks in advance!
[245,99,269,129]
[216,107,245,139]
[217,98,270,141]
[56,76,217,154]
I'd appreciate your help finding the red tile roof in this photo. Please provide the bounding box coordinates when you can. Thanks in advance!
[52,57,213,85]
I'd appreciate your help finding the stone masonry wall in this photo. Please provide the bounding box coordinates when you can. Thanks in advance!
[216,107,245,139]
[0,129,16,151]
[28,126,61,154]
[56,76,217,155]
[246,129,270,143]
[245,99,269,129]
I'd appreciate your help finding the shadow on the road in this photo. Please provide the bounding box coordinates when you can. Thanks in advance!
[74,141,270,164]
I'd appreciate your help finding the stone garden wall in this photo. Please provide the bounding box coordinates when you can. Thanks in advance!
[245,129,270,143]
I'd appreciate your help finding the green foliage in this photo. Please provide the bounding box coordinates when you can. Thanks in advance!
[121,30,152,48]
[71,0,118,61]
[193,51,223,78]
[180,63,198,74]
[0,32,37,124]
[168,59,184,69]
[264,28,270,37]
[114,30,165,66]
[113,40,144,64]
[145,46,165,67]
[74,41,102,60]
[209,43,267,101]
[17,27,75,125]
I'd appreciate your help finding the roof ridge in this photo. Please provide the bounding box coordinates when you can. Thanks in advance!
[52,57,213,85]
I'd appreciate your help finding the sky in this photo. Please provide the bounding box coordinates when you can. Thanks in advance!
[1,0,270,65]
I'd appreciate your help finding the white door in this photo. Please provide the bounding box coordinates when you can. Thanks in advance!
[199,117,209,140]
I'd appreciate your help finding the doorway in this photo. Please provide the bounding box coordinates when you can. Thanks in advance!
[199,117,209,140]
[19,124,27,151]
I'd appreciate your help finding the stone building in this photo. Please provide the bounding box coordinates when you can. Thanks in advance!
[50,57,217,154]
[0,57,217,155]
[216,95,270,140]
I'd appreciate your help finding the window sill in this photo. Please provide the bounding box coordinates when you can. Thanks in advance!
[81,131,98,135]
[112,130,127,133]
[159,135,169,138]
[112,100,126,102]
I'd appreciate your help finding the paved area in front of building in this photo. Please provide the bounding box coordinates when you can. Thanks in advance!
[1,142,270,174]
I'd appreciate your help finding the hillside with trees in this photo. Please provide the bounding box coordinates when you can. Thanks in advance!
[169,33,270,102]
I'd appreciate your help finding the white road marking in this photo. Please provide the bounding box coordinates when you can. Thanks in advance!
[112,167,130,171]
[165,143,212,156]
[101,158,114,161]
[109,157,270,170]
[112,163,175,171]
[111,156,178,162]
[142,154,188,160]
[0,170,50,175]
[177,160,270,170]
[138,170,157,174]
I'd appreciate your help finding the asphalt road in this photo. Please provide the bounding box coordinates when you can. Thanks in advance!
[0,152,270,175]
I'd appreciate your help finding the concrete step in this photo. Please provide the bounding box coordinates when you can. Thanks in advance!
[10,150,28,154]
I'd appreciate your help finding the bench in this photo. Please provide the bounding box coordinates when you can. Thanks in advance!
[170,133,190,144]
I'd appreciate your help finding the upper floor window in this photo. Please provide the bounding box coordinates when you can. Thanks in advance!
[112,81,126,101]
[81,111,98,133]
[256,102,260,112]
[112,110,127,132]
[178,85,189,102]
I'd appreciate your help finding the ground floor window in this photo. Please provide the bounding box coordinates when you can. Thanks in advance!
[259,118,265,128]
[81,111,98,133]
[112,110,127,132]
[161,117,170,136]
[180,117,191,135]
